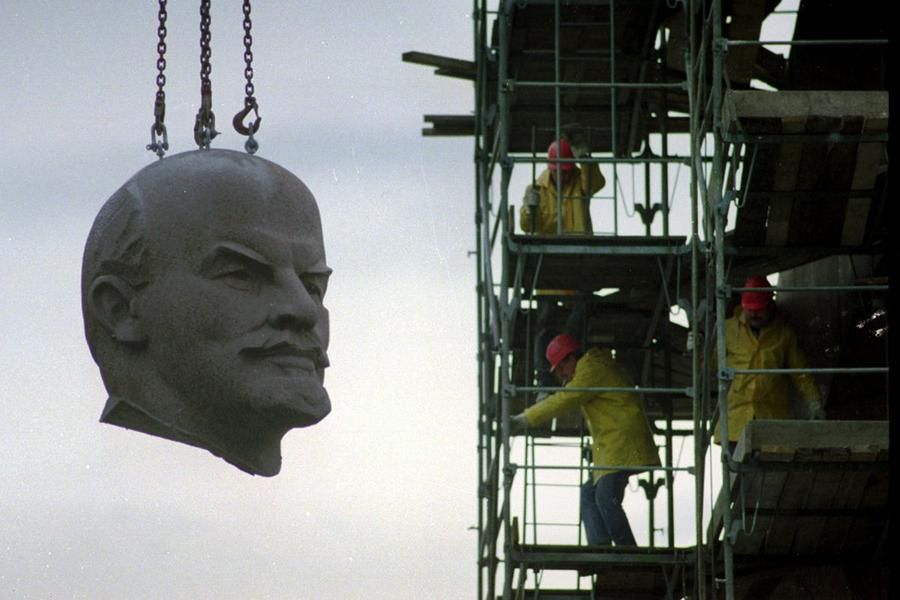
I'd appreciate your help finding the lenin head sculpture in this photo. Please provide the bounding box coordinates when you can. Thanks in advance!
[82,149,332,476]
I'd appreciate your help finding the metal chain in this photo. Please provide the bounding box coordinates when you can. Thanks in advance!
[146,0,169,159]
[232,0,261,154]
[194,0,219,148]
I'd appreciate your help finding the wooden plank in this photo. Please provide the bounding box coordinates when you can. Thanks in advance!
[841,141,885,245]
[722,91,889,131]
[758,449,815,554]
[400,51,475,80]
[789,448,845,554]
[785,116,857,247]
[815,466,868,554]
[732,468,788,555]
[730,420,889,557]
[723,0,766,84]
[736,420,889,455]
[764,117,806,247]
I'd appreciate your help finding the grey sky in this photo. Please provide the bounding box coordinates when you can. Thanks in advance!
[2,2,477,598]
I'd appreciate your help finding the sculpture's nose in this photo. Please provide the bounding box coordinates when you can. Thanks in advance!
[266,272,319,331]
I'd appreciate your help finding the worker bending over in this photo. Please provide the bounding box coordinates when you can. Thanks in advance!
[512,334,660,547]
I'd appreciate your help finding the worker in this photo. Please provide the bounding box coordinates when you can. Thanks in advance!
[690,275,826,450]
[511,334,660,547]
[519,138,605,235]
[520,138,605,386]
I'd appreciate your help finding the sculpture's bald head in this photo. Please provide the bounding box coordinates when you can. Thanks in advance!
[82,149,331,476]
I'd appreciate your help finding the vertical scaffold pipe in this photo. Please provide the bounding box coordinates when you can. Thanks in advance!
[686,0,706,595]
[554,0,563,235]
[498,6,514,599]
[711,1,736,598]
[473,3,488,599]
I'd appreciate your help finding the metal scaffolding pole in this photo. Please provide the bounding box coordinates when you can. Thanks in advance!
[686,0,706,595]
[497,5,515,598]
[711,1,735,598]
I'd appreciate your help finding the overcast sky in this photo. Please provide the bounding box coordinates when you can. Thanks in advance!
[2,2,480,598]
[2,2,803,598]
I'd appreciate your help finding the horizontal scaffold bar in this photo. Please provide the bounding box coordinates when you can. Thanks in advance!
[505,155,695,165]
[728,284,888,293]
[507,240,688,256]
[510,545,696,566]
[507,79,688,91]
[722,131,888,144]
[512,463,695,474]
[511,384,690,395]
[726,367,888,375]
[725,38,888,47]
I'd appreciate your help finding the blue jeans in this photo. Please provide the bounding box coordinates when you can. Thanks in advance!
[580,471,637,546]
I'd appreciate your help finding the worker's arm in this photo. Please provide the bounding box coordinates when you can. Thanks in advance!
[579,161,605,197]
[784,330,825,418]
[522,387,588,427]
[572,142,605,197]
[519,184,541,233]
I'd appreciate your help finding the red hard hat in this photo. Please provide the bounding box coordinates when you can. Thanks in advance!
[546,334,581,372]
[547,139,575,172]
[741,275,773,311]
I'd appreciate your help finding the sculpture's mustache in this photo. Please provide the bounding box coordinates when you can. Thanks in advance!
[240,336,329,369]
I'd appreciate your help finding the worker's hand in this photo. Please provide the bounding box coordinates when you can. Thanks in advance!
[509,413,527,435]
[807,399,826,420]
[685,331,695,353]
[522,185,540,208]
[571,142,590,158]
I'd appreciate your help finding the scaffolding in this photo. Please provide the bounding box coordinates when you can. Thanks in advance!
[405,1,888,598]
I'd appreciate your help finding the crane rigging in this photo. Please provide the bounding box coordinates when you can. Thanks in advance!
[146,0,261,159]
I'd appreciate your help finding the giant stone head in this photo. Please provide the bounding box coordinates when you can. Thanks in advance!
[82,149,332,476]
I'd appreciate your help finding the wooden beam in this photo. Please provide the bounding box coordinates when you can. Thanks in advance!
[401,51,475,80]
[722,91,889,132]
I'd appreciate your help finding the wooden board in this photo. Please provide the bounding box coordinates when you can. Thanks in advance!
[709,420,889,557]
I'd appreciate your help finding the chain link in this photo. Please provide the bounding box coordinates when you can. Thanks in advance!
[242,0,255,100]
[146,0,169,159]
[194,0,219,149]
[233,0,260,154]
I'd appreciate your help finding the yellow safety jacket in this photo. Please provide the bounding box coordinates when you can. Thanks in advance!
[519,163,605,235]
[718,306,821,443]
[523,348,660,481]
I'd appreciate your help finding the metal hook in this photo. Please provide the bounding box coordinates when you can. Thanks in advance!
[233,99,261,136]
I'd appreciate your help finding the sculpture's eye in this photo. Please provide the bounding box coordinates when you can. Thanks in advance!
[204,252,270,293]
[300,273,328,303]
[218,265,263,292]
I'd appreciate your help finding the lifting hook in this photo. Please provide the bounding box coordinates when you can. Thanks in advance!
[233,99,261,136]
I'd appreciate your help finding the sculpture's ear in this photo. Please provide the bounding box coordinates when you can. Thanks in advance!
[87,275,147,345]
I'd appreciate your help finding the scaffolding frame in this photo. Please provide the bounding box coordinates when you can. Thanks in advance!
[458,1,890,599]
[475,2,702,599]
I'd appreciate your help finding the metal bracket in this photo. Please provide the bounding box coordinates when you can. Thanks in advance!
[714,37,729,55]
[719,191,734,216]
[502,79,515,93]
[719,368,735,382]
[638,477,666,501]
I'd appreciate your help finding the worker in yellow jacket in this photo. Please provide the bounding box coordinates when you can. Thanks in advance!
[511,334,660,546]
[717,275,825,446]
[519,138,605,235]
[520,138,605,386]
